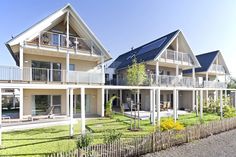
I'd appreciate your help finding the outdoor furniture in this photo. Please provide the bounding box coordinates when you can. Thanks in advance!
[31,106,55,121]
[123,103,130,111]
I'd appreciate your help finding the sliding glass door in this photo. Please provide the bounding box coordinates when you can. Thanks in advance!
[31,61,61,82]
[74,94,93,114]
[32,95,61,115]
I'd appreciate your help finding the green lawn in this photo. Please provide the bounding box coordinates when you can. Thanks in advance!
[0,112,220,156]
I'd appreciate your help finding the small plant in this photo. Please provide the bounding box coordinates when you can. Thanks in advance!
[105,96,117,117]
[159,118,184,131]
[223,105,236,118]
[77,134,93,149]
[103,129,123,144]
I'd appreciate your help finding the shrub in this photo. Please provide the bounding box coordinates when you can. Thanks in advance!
[103,129,123,143]
[77,134,93,149]
[105,96,117,117]
[223,105,236,118]
[160,118,184,131]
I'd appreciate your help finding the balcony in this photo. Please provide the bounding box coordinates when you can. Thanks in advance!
[150,75,195,87]
[160,49,194,66]
[203,81,227,88]
[209,64,225,74]
[0,66,103,84]
[25,31,100,56]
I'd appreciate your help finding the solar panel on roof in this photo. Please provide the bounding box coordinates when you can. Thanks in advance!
[136,37,167,56]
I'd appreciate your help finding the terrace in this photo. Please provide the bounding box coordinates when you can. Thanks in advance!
[0,65,103,84]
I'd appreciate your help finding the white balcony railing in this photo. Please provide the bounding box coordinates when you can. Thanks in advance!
[0,66,103,84]
[150,74,195,87]
[209,64,225,74]
[25,31,100,55]
[203,81,227,88]
[160,49,193,65]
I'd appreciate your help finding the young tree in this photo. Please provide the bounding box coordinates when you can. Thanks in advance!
[127,58,147,130]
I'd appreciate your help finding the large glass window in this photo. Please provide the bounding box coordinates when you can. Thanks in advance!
[32,95,61,115]
[32,95,51,115]
[52,34,59,46]
[32,61,61,82]
[74,94,93,114]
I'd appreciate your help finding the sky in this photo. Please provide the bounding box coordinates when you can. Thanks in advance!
[1,0,236,77]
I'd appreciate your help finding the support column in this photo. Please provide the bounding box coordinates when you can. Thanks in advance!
[66,89,70,116]
[101,56,105,84]
[192,67,195,87]
[156,89,161,126]
[19,42,23,80]
[152,89,156,125]
[19,88,23,120]
[200,90,203,119]
[0,88,2,146]
[69,88,74,137]
[66,11,70,83]
[206,90,209,107]
[192,90,195,111]
[81,87,86,134]
[101,88,105,117]
[173,89,177,122]
[150,89,153,124]
[176,90,179,119]
[137,89,140,104]
[119,90,122,107]
[155,62,159,84]
[196,90,199,116]
[176,65,179,77]
[220,90,223,119]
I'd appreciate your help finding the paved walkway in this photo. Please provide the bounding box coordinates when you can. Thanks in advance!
[142,129,236,157]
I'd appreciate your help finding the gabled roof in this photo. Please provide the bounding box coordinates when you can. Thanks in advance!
[183,50,230,74]
[109,30,179,70]
[5,4,112,61]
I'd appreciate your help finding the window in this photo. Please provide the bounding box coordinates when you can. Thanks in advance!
[166,71,170,76]
[32,95,61,115]
[52,34,59,46]
[69,64,75,71]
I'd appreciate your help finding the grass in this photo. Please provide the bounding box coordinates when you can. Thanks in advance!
[0,112,220,156]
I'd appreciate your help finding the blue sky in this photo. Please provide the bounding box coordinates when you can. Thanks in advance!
[1,0,236,76]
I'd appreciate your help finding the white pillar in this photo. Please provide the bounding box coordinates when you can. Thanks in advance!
[119,90,122,107]
[101,56,105,84]
[176,90,179,119]
[155,62,159,84]
[19,88,23,119]
[206,72,209,81]
[192,67,195,87]
[66,89,70,116]
[192,90,195,111]
[69,88,74,137]
[150,89,153,124]
[200,90,203,119]
[19,42,24,80]
[156,89,160,126]
[152,89,156,125]
[101,88,104,117]
[137,89,140,104]
[176,65,179,77]
[220,90,223,119]
[66,11,70,82]
[81,87,86,134]
[206,90,209,107]
[196,90,199,116]
[173,89,177,122]
[0,88,2,146]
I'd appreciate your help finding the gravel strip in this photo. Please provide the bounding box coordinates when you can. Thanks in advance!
[142,129,236,157]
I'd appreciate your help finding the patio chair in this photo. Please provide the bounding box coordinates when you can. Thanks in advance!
[123,103,130,111]
[31,106,55,121]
